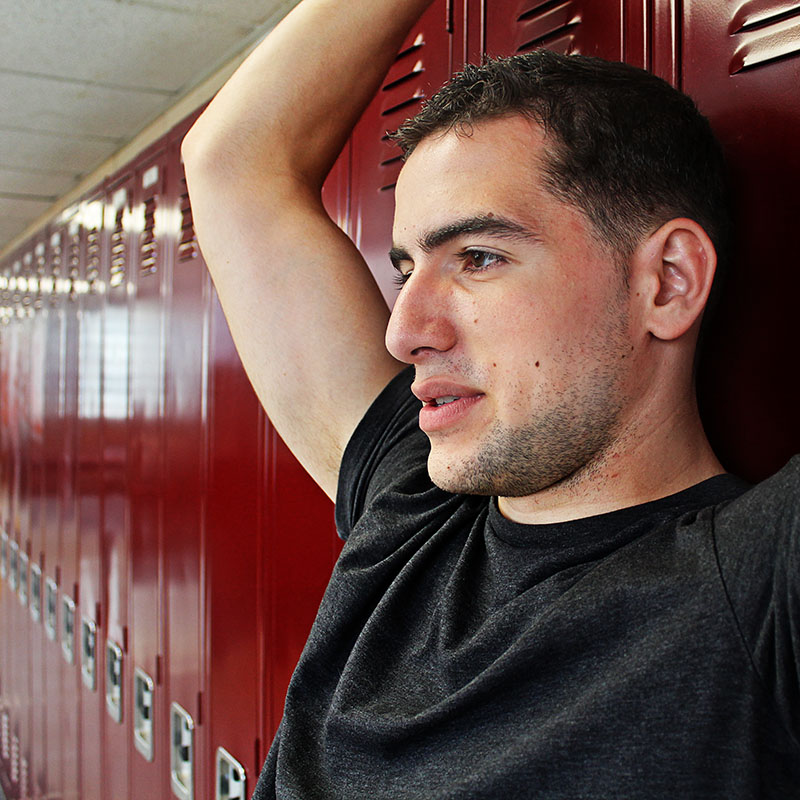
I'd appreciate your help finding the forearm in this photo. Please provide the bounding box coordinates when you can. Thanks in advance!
[183,0,434,187]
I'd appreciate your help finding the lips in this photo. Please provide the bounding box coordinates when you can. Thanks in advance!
[412,378,485,433]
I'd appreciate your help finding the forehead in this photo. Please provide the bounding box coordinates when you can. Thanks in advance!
[393,115,552,240]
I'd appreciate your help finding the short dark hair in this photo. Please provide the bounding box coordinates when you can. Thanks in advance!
[392,50,731,281]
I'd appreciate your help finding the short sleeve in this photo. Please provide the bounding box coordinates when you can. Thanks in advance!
[712,455,800,746]
[335,366,431,539]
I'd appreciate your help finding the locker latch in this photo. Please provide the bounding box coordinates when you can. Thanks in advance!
[61,595,76,664]
[170,702,195,800]
[8,540,18,592]
[0,530,7,579]
[134,668,155,761]
[81,617,98,691]
[30,563,42,622]
[44,578,58,641]
[216,747,247,800]
[106,640,124,723]
[17,551,28,607]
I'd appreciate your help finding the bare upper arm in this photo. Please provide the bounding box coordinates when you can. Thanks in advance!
[183,154,403,499]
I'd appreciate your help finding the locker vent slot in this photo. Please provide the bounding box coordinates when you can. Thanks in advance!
[134,667,155,761]
[0,710,8,761]
[18,551,29,607]
[110,203,127,287]
[171,702,195,800]
[106,640,124,723]
[0,530,7,580]
[140,197,158,275]
[216,747,247,800]
[62,595,76,664]
[515,0,580,54]
[9,540,18,592]
[81,617,98,690]
[50,231,63,275]
[179,177,199,262]
[30,563,42,622]
[45,577,58,640]
[730,4,800,73]
[86,226,101,283]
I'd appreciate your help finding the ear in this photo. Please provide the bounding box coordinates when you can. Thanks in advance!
[633,218,717,342]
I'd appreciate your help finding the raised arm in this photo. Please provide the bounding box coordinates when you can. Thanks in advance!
[182,0,432,498]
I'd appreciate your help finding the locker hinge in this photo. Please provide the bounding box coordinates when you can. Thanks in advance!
[156,654,164,685]
[196,691,203,726]
[446,0,454,33]
[95,601,102,628]
[123,625,129,653]
[73,582,79,604]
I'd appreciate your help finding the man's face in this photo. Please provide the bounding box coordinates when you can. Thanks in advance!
[386,115,637,498]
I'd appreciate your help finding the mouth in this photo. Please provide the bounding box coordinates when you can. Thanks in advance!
[412,380,485,433]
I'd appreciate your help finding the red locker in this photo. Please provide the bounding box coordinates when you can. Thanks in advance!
[101,173,135,800]
[40,224,68,800]
[683,0,800,478]
[163,126,206,800]
[28,232,49,800]
[129,147,170,798]
[76,192,107,800]
[58,207,85,800]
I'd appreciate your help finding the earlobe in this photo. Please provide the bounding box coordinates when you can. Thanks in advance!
[639,219,717,341]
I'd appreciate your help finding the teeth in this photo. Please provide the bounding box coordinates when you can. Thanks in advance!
[434,396,460,406]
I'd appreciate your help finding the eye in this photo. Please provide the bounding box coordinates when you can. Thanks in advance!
[392,269,412,289]
[460,249,506,273]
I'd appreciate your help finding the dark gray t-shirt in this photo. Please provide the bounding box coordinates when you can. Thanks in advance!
[253,367,800,799]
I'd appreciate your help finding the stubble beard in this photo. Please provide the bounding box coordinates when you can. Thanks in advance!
[428,365,626,497]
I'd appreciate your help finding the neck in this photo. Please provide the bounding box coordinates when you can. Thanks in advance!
[498,391,724,525]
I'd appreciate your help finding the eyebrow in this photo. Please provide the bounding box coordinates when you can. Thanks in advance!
[389,214,541,270]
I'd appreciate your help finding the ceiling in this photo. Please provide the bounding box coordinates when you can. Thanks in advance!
[0,0,295,258]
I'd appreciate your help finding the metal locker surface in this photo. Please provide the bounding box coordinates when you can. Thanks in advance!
[129,146,171,799]
[203,283,263,796]
[41,223,68,800]
[349,0,454,305]
[682,0,800,480]
[59,206,85,800]
[164,126,207,800]
[28,231,50,800]
[483,0,626,61]
[76,191,107,800]
[102,172,136,800]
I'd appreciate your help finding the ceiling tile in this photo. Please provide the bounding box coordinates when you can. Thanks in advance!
[0,129,117,173]
[1,0,256,92]
[0,72,170,139]
[0,166,78,198]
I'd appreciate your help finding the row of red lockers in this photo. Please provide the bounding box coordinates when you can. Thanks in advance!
[2,0,800,798]
[0,101,345,800]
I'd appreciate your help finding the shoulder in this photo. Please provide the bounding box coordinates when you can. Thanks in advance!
[335,367,433,537]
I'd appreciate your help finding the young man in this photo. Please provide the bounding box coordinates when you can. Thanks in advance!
[182,1,799,797]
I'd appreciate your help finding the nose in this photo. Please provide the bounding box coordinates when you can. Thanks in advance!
[385,269,458,364]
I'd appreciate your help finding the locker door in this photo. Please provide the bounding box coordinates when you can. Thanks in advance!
[681,0,800,479]
[163,130,206,800]
[129,148,170,798]
[350,0,454,304]
[102,174,135,800]
[203,265,263,798]
[77,194,106,800]
[41,226,67,800]
[483,0,628,62]
[59,209,83,800]
[29,234,49,800]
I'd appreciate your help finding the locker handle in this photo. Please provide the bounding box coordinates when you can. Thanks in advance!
[170,702,195,800]
[216,747,247,800]
[134,668,155,762]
